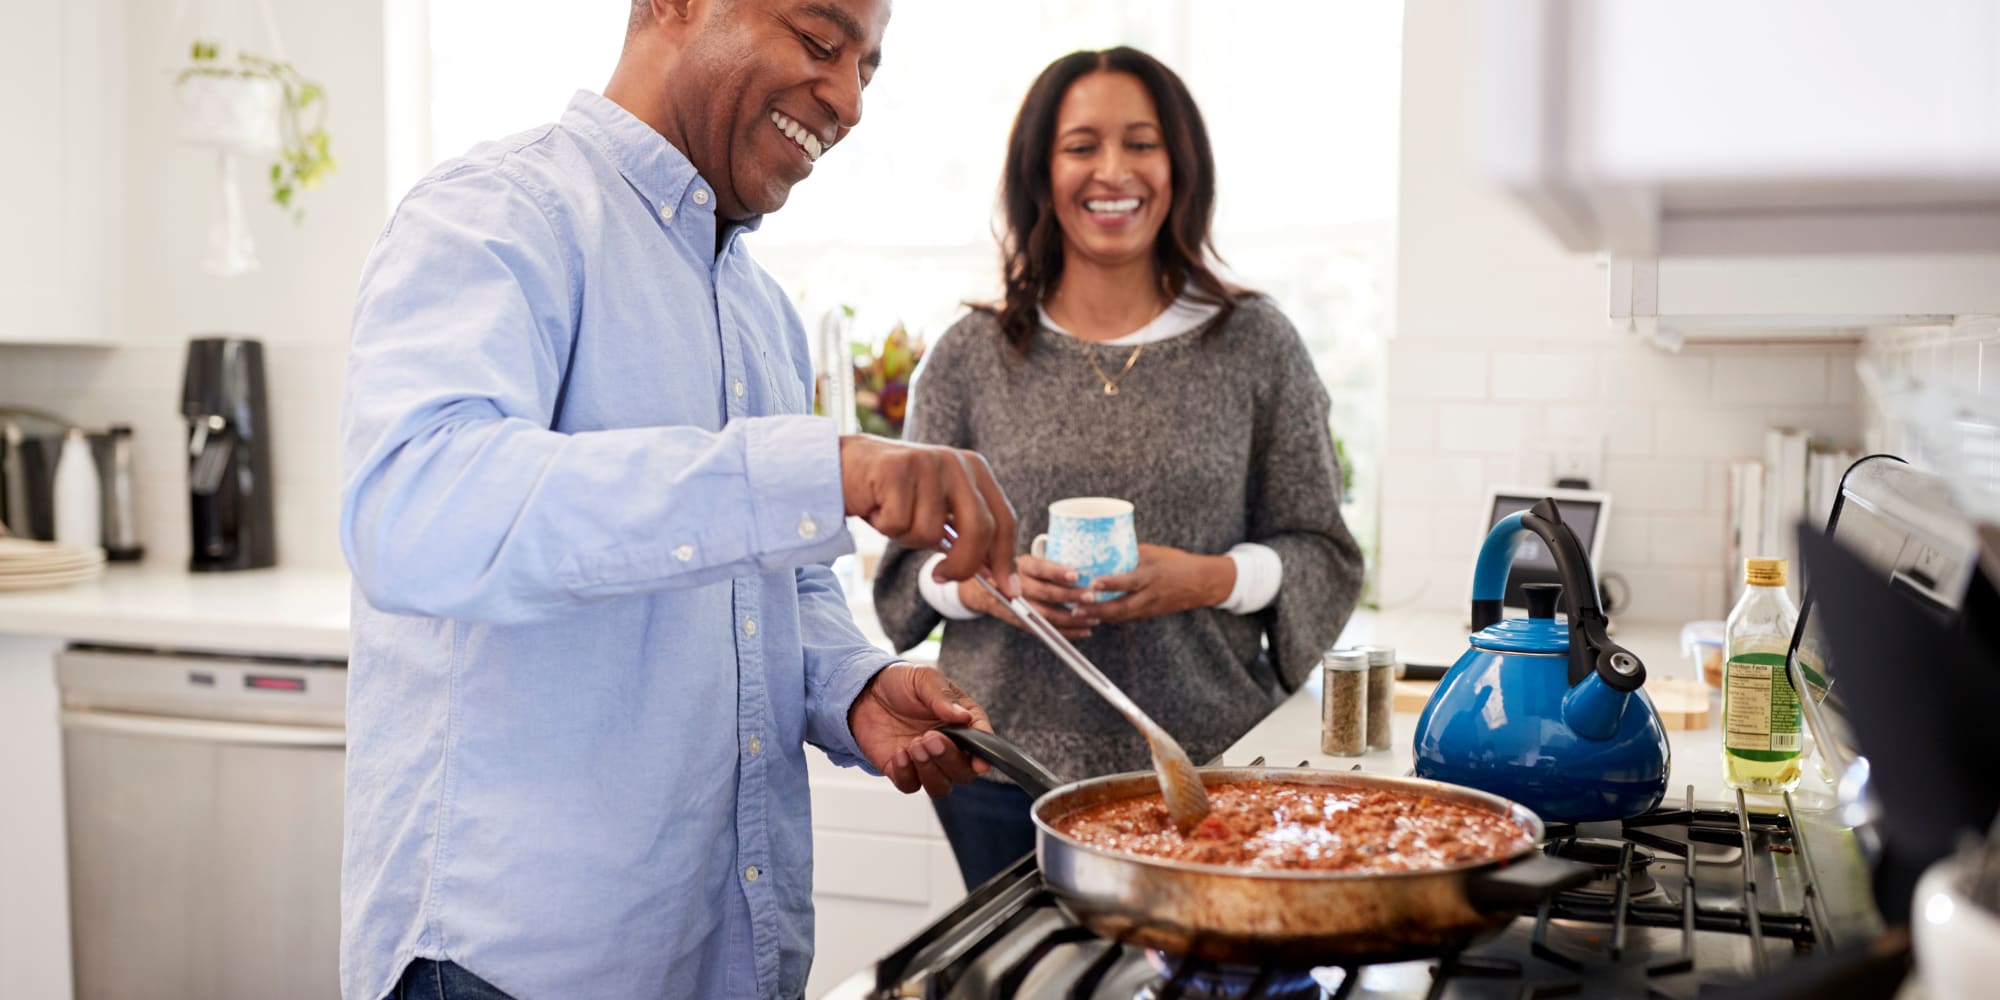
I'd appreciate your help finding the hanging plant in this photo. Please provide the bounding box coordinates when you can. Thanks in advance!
[177,39,336,222]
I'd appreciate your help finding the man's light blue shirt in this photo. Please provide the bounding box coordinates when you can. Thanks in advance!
[338,91,894,1000]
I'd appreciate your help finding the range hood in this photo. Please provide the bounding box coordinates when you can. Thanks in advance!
[1484,0,2000,338]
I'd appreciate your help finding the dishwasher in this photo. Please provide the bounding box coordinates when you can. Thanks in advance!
[58,645,346,1000]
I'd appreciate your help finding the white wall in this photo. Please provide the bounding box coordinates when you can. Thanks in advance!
[1385,0,1862,622]
[1862,317,2000,457]
[0,0,386,573]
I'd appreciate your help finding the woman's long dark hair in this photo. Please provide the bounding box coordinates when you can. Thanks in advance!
[991,47,1245,354]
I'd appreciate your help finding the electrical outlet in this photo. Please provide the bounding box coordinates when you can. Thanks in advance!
[1547,431,1604,489]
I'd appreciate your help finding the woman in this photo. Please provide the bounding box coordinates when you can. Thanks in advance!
[873,47,1364,890]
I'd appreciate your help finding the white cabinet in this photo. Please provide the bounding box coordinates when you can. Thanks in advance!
[805,749,967,999]
[1484,0,2000,337]
[0,637,74,1000]
[0,0,121,346]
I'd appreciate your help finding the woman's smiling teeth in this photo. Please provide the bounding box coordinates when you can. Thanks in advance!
[769,111,824,163]
[1085,197,1142,217]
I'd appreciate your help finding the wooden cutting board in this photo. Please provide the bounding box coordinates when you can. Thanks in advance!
[1394,675,1712,730]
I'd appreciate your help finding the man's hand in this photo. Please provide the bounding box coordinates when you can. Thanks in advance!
[1086,544,1236,625]
[848,664,993,797]
[840,435,1018,597]
[960,552,1098,639]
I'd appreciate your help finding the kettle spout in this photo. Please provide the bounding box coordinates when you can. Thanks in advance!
[1561,672,1632,742]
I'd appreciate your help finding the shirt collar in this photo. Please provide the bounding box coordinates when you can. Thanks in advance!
[561,90,765,236]
[1038,293,1224,345]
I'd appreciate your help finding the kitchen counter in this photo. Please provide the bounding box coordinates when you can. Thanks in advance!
[1227,609,1838,810]
[0,564,352,659]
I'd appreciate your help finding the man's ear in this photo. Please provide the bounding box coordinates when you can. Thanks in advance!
[657,0,694,23]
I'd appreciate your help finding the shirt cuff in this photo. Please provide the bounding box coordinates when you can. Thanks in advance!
[918,552,982,621]
[813,650,900,773]
[743,415,852,570]
[1218,543,1283,614]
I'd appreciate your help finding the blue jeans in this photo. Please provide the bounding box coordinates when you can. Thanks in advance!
[388,959,516,1000]
[931,778,1039,891]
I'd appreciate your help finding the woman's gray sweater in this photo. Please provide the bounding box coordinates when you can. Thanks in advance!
[872,297,1364,783]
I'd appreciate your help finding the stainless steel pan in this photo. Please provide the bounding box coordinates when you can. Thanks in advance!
[943,728,1592,965]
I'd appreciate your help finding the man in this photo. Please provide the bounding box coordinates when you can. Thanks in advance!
[338,1,1016,997]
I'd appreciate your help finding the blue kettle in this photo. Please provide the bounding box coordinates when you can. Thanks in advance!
[1412,498,1670,822]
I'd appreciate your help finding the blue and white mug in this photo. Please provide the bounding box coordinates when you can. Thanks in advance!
[1032,497,1139,597]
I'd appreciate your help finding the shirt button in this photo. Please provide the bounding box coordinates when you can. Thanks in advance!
[732,379,746,398]
[743,865,760,882]
[693,187,710,206]
[747,736,763,755]
[658,202,674,221]
[797,516,818,540]
[743,618,758,636]
[673,544,694,562]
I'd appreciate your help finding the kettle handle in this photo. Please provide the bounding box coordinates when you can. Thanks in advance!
[1471,498,1646,692]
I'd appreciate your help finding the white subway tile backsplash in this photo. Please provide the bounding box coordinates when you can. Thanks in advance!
[1711,355,1828,406]
[1431,505,1485,559]
[1383,331,1869,621]
[1603,514,1649,568]
[1763,406,1863,444]
[1543,404,1653,457]
[1704,464,1730,514]
[1652,405,1766,460]
[1385,397,1439,454]
[1646,514,1727,568]
[1597,350,1711,404]
[1491,352,1598,402]
[1376,555,1477,612]
[1827,352,1859,405]
[1610,568,1708,621]
[1379,504,1434,560]
[1602,458,1708,513]
[1700,571,1727,620]
[1437,403,1527,452]
[1487,452,1551,490]
[1386,348,1489,401]
[1382,455,1491,508]
[1947,341,1982,393]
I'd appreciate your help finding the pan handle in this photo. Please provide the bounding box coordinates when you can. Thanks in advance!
[940,727,1066,797]
[1464,852,1594,912]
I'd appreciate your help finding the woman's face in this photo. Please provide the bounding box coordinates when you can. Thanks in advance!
[1048,71,1173,276]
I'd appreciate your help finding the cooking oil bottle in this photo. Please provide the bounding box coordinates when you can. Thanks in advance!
[1722,558,1803,793]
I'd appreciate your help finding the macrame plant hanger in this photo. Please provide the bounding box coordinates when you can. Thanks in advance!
[169,0,290,277]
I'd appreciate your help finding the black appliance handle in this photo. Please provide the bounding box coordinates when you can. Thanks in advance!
[940,727,1066,798]
[1464,852,1594,912]
[1516,499,1646,692]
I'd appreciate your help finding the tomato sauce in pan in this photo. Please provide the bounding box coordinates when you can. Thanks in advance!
[1049,780,1535,873]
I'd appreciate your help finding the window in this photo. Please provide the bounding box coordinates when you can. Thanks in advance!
[414,0,1402,582]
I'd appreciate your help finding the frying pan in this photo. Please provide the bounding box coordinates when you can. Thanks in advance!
[942,728,1593,965]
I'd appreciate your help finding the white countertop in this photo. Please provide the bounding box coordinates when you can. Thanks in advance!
[0,565,351,659]
[1225,609,1804,807]
[0,572,1797,811]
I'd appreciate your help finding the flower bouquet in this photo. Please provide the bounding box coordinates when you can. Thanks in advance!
[851,323,925,438]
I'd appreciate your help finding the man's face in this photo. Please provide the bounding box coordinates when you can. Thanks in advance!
[672,0,889,220]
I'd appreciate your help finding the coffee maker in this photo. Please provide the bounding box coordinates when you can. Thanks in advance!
[182,337,275,570]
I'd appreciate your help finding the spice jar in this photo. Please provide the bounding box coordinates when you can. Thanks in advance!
[1321,648,1369,756]
[1359,645,1397,752]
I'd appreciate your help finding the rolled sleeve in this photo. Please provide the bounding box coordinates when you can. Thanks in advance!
[746,413,850,572]
[797,561,897,771]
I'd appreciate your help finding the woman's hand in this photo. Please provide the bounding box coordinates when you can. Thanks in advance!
[959,553,1100,639]
[1087,544,1236,625]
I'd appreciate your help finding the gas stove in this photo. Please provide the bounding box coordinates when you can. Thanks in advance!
[826,782,1890,1000]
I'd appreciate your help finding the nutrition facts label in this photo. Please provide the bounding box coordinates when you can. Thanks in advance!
[1724,652,1801,753]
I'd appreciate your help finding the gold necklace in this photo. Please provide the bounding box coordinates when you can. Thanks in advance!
[1085,342,1144,396]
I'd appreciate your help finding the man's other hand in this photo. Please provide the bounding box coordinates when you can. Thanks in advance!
[848,664,993,797]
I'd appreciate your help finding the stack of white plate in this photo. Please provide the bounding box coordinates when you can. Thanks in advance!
[0,537,107,591]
